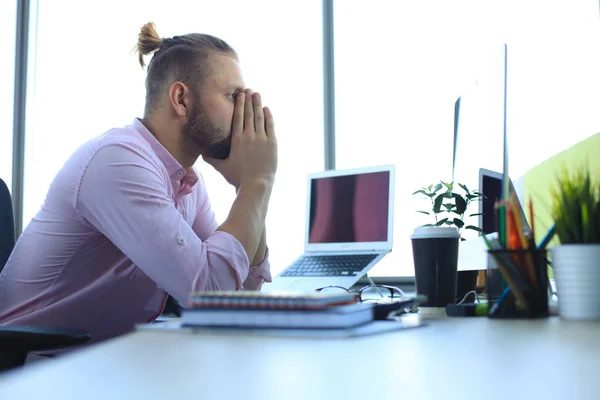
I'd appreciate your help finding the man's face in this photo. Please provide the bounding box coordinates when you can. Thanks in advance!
[181,53,244,160]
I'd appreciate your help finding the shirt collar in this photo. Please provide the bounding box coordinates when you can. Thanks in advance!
[131,118,199,187]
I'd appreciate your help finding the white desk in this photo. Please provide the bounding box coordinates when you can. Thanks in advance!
[0,317,598,400]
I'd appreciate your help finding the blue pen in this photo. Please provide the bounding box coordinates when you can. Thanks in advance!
[536,225,556,250]
[489,286,511,316]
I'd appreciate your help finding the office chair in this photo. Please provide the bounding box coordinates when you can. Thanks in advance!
[0,179,14,272]
[0,178,91,371]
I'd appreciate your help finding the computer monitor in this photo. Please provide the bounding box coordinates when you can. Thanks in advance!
[452,43,507,241]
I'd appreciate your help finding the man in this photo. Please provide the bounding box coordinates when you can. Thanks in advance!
[0,22,277,345]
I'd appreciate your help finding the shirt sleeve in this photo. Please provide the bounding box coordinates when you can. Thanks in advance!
[77,143,253,304]
[245,249,272,290]
[191,172,272,290]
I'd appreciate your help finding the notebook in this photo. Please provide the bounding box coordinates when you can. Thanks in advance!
[139,315,424,339]
[261,164,396,293]
[181,302,374,329]
[183,291,372,329]
[186,290,359,310]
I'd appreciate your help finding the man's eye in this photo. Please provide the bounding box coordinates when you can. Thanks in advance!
[227,92,237,100]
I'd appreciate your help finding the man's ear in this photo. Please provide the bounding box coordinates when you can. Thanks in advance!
[168,82,191,118]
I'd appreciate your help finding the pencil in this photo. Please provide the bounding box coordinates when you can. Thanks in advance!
[482,234,494,251]
[499,203,506,248]
[509,194,528,249]
[505,196,537,289]
[494,200,500,235]
[490,252,531,311]
[506,208,520,250]
[528,199,536,249]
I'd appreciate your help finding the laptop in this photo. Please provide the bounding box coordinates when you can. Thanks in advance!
[479,168,530,237]
[261,164,395,293]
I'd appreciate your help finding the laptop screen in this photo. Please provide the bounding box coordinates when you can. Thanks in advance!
[480,169,530,236]
[308,171,390,244]
[481,173,503,235]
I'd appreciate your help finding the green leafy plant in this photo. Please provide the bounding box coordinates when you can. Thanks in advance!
[413,181,485,239]
[550,165,600,244]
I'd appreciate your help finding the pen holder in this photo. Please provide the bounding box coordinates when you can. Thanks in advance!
[486,249,549,319]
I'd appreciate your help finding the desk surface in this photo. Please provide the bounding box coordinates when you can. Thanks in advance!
[0,317,598,400]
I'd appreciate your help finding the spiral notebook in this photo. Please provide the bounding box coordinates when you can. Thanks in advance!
[186,291,359,311]
[183,291,370,329]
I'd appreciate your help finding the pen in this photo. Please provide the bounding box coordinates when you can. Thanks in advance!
[537,225,556,250]
[489,286,511,316]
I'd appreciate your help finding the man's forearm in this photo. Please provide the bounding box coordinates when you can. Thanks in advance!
[251,227,267,266]
[217,180,272,263]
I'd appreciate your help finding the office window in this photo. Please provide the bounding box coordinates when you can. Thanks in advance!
[334,1,600,277]
[501,0,600,177]
[0,1,17,191]
[334,1,490,276]
[23,0,323,273]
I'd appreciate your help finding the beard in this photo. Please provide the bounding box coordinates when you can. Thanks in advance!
[181,98,232,160]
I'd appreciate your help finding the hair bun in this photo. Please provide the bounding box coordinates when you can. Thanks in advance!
[137,22,162,68]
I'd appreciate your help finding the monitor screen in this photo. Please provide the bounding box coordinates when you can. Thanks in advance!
[308,171,390,244]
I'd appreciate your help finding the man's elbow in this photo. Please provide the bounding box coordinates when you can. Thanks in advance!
[191,255,244,293]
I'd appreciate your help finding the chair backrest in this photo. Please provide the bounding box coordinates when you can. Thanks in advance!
[0,178,15,272]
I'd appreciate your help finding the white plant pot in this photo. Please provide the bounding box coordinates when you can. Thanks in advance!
[551,244,600,320]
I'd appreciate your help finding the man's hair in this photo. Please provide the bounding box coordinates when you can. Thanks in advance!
[136,22,238,115]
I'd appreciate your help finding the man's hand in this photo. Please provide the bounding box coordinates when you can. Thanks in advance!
[204,89,278,189]
[210,89,277,267]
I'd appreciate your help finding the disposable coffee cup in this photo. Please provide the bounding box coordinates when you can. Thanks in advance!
[410,226,460,307]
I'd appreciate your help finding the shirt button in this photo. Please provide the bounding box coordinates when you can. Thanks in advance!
[178,238,185,245]
[177,170,184,177]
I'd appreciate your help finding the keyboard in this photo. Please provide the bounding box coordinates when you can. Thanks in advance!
[280,254,378,277]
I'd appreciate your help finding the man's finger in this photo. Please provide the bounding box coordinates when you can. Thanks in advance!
[253,92,265,136]
[244,89,255,135]
[264,106,275,138]
[231,92,245,137]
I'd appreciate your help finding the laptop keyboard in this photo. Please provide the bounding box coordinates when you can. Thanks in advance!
[280,254,378,277]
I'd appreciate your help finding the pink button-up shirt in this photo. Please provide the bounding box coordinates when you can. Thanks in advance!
[0,119,271,344]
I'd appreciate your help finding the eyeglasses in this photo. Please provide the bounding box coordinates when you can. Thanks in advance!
[315,284,407,304]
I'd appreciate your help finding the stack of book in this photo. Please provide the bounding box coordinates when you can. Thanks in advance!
[181,291,374,329]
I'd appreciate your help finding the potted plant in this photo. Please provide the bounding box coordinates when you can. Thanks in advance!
[412,181,484,238]
[549,166,600,320]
